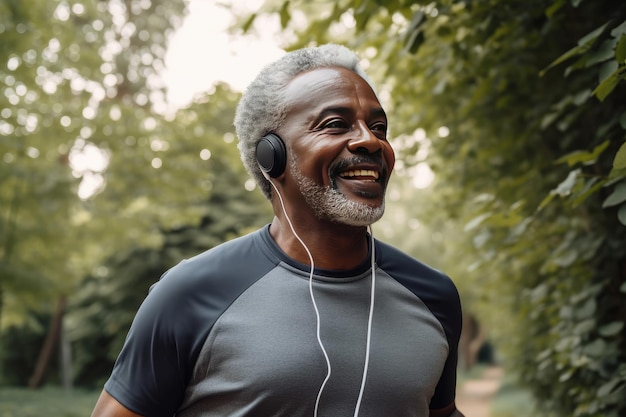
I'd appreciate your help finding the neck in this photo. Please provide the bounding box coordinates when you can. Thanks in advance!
[269,216,370,271]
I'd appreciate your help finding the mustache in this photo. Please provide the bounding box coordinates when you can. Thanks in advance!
[331,152,386,176]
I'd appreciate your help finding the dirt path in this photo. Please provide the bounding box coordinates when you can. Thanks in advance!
[456,367,503,417]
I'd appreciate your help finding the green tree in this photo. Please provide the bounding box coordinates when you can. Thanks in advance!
[0,0,187,323]
[239,0,626,415]
[1,0,275,386]
[0,0,192,385]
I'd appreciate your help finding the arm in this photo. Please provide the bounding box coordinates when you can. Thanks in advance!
[91,390,144,417]
[429,402,465,417]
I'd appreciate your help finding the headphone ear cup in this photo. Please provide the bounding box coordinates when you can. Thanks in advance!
[256,133,287,178]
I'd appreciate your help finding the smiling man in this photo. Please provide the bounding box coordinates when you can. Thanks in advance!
[91,44,465,417]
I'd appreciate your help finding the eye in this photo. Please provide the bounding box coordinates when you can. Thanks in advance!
[321,118,349,130]
[370,122,388,138]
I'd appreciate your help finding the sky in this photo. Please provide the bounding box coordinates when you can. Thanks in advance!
[162,0,286,108]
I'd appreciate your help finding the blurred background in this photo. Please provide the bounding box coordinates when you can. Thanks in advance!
[1,0,625,416]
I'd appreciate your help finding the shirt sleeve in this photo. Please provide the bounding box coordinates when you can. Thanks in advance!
[104,265,199,417]
[428,278,463,409]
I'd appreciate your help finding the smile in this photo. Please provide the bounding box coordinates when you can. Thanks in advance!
[339,169,379,181]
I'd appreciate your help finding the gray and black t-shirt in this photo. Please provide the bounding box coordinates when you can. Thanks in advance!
[104,225,462,417]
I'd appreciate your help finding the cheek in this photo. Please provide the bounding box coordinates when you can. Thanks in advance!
[292,142,342,178]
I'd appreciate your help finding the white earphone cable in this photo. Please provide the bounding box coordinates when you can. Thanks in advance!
[267,178,375,417]
[268,180,332,417]
[353,225,376,417]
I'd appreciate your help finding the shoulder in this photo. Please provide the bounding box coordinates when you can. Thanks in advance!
[151,227,276,297]
[375,239,462,339]
[375,240,459,300]
[130,226,279,357]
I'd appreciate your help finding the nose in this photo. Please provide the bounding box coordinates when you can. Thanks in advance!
[347,122,383,154]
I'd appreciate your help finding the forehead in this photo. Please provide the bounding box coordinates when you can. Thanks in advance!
[282,67,383,119]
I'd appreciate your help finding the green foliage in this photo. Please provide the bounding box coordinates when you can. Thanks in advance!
[0,0,88,326]
[242,0,626,416]
[1,0,272,386]
[1,0,187,326]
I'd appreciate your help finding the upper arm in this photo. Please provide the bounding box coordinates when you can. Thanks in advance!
[91,390,144,417]
[429,401,465,417]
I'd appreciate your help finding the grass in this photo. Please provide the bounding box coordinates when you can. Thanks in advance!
[489,376,536,417]
[0,386,100,417]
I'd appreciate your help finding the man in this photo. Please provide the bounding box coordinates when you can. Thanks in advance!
[91,44,464,417]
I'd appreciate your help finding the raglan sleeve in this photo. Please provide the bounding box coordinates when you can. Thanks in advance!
[103,264,200,417]
[429,275,463,410]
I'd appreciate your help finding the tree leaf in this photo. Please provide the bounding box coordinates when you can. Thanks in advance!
[597,378,623,397]
[593,67,623,101]
[577,298,597,319]
[555,140,610,166]
[610,167,626,181]
[598,321,625,337]
[579,22,611,46]
[602,181,626,208]
[599,59,619,82]
[613,142,626,170]
[540,22,609,76]
[554,169,581,196]
[464,213,491,231]
[241,13,257,33]
[610,19,626,37]
[403,11,426,54]
[279,1,291,29]
[585,39,617,67]
[616,34,626,63]
[583,338,606,356]
[538,191,557,211]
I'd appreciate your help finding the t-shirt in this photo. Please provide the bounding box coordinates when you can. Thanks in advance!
[104,225,462,417]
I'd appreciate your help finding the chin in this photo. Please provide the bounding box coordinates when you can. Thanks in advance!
[323,198,386,227]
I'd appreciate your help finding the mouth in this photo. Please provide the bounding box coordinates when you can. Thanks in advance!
[339,169,380,182]
[331,157,387,200]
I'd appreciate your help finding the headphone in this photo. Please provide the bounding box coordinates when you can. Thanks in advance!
[256,133,287,178]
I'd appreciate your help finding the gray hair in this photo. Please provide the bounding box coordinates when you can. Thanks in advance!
[233,43,376,200]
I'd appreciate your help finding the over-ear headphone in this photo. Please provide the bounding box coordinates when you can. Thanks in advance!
[256,133,287,178]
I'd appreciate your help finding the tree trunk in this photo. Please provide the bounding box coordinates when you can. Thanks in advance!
[459,313,485,371]
[59,314,73,391]
[28,296,66,389]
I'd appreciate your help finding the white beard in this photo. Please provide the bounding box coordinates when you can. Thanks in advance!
[290,158,385,226]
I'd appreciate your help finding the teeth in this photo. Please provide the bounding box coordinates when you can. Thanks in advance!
[340,169,379,179]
